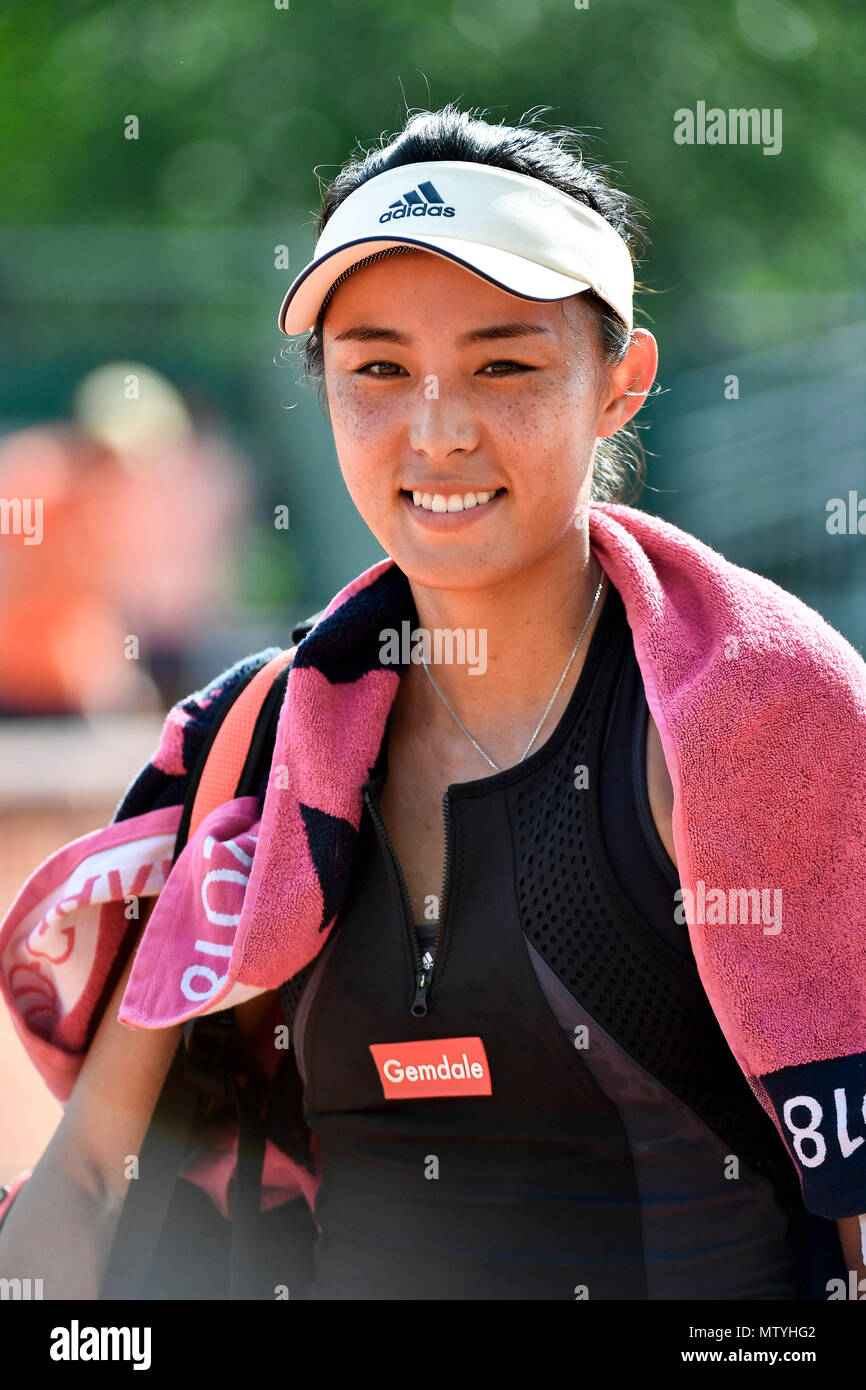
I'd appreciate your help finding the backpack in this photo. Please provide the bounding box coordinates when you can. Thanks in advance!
[100,610,324,1302]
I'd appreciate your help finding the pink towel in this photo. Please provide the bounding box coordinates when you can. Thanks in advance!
[2,500,865,1223]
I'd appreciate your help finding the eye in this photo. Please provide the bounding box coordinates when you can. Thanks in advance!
[354,361,406,377]
[479,360,536,376]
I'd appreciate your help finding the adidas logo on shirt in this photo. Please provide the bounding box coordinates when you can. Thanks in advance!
[379,180,456,223]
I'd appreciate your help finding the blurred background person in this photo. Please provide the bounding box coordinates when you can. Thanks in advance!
[0,420,154,716]
[0,363,252,717]
[72,361,253,710]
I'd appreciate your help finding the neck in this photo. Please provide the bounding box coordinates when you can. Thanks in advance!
[393,526,605,771]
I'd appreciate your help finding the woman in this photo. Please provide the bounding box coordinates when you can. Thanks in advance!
[1,104,864,1301]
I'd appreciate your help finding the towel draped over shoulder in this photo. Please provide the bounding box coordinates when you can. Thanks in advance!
[2,501,865,1223]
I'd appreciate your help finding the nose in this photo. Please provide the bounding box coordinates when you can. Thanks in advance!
[406,376,481,460]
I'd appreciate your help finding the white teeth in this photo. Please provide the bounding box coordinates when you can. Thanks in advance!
[409,489,500,513]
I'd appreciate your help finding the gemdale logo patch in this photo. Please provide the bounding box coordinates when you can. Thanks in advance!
[370,1036,492,1099]
[379,180,456,222]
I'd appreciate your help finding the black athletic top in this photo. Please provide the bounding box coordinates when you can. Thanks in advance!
[289,580,807,1299]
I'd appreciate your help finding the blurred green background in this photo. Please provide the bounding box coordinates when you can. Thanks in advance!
[1,0,864,676]
[0,0,864,1180]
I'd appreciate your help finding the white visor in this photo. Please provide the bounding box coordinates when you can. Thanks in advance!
[278,159,634,335]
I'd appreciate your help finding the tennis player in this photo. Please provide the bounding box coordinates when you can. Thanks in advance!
[1,103,864,1301]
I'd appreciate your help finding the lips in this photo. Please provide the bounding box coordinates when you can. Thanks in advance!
[399,487,507,526]
[401,486,507,515]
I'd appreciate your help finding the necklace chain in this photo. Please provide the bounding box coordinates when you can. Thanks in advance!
[420,560,605,773]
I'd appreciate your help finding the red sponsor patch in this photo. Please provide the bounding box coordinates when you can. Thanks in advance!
[369,1036,492,1099]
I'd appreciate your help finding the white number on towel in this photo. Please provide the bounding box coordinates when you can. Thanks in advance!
[782,1088,866,1168]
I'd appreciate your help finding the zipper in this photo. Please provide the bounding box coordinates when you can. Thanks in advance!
[362,784,453,1018]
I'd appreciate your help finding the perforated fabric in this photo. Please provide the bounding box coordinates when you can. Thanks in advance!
[509,586,802,1213]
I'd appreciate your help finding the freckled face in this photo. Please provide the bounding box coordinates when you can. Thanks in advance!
[321,250,609,590]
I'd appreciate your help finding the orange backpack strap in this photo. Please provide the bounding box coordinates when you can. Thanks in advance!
[188,646,296,839]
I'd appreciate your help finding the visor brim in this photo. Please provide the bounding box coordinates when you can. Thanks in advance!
[278,235,599,335]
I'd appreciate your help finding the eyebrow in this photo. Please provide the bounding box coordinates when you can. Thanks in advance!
[331,321,553,346]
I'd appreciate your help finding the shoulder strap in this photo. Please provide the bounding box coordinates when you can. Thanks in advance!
[188,645,296,841]
[101,645,296,1300]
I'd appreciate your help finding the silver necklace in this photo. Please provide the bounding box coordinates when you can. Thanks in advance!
[420,561,605,772]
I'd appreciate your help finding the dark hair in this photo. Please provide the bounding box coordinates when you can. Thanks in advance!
[296,103,653,505]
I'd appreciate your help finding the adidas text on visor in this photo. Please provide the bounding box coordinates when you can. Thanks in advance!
[278,160,634,336]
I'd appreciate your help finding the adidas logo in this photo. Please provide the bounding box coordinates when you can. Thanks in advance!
[379,180,456,223]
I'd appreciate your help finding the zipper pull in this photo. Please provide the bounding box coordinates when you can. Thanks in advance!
[411,949,434,1017]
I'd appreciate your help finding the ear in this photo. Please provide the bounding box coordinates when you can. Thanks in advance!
[595,329,658,439]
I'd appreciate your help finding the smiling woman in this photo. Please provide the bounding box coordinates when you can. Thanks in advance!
[262,104,864,1299]
[1,102,865,1305]
[298,143,650,513]
[318,254,655,598]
